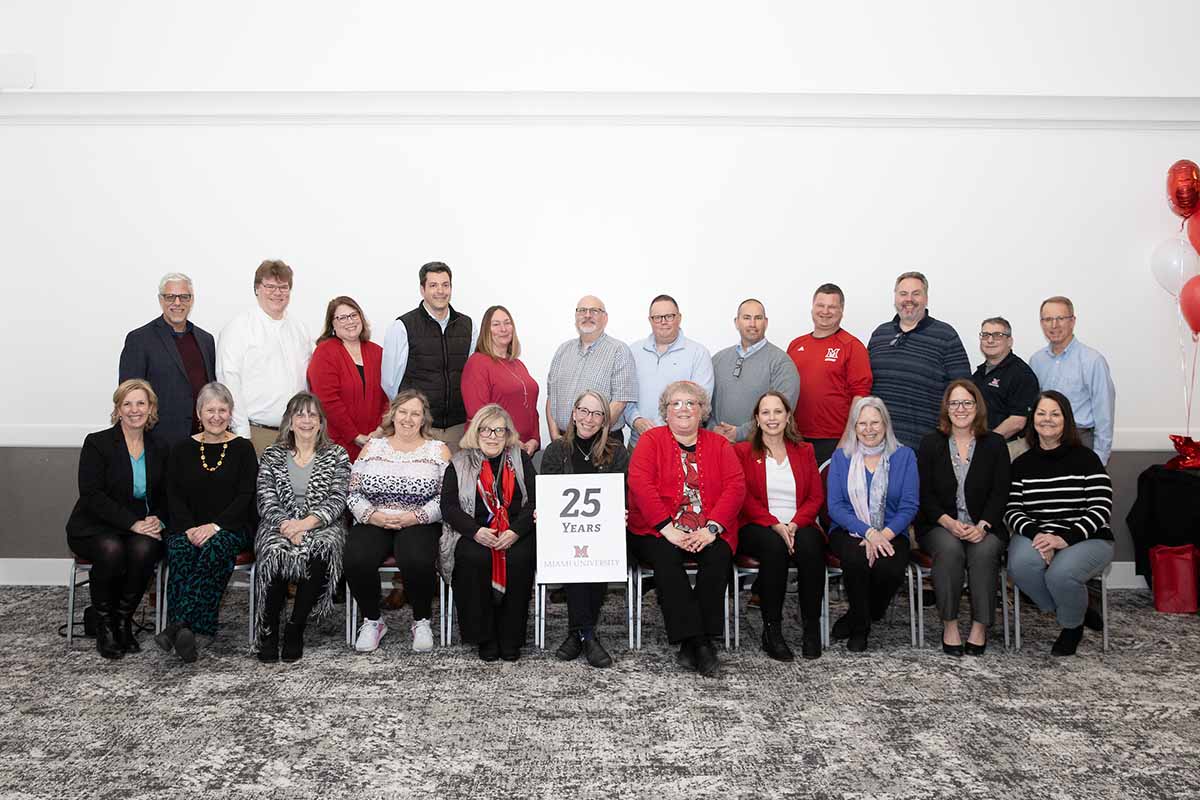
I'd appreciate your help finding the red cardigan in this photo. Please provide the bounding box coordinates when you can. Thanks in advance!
[628,427,746,551]
[734,439,824,532]
[306,338,389,462]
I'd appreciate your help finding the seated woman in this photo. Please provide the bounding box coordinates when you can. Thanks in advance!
[158,382,258,663]
[254,392,351,663]
[917,379,1010,657]
[440,404,537,662]
[66,379,169,659]
[734,391,824,662]
[1004,390,1113,656]
[462,304,541,456]
[628,380,746,677]
[345,390,450,653]
[826,396,918,652]
[538,389,628,668]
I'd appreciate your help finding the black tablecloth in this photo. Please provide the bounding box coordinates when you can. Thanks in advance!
[1126,465,1200,584]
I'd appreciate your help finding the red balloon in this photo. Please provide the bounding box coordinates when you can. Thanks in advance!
[1189,213,1200,256]
[1182,275,1200,335]
[1168,159,1200,218]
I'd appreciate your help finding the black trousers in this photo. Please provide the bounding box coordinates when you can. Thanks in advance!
[68,528,163,611]
[920,526,1003,627]
[829,529,911,635]
[630,533,731,644]
[453,533,536,649]
[565,583,607,632]
[808,438,840,469]
[344,522,441,620]
[263,557,330,626]
[737,524,825,629]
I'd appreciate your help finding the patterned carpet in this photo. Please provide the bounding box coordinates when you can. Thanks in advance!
[2,581,1199,800]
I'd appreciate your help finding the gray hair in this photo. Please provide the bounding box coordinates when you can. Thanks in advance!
[657,380,711,424]
[837,395,899,457]
[158,272,194,294]
[195,381,235,417]
[275,391,334,453]
[981,316,1012,335]
[894,271,928,291]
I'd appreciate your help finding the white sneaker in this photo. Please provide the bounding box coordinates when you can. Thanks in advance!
[355,618,387,652]
[412,618,434,653]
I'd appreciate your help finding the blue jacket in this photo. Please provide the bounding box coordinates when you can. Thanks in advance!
[826,445,919,538]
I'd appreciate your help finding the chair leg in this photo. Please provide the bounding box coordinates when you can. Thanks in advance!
[821,569,830,649]
[66,561,78,651]
[635,569,644,650]
[907,565,917,648]
[248,564,257,646]
[916,566,925,648]
[626,568,634,651]
[723,580,730,651]
[447,585,454,645]
[1014,585,1022,651]
[536,583,545,650]
[154,562,165,634]
[1001,568,1010,650]
[1101,572,1109,653]
[732,566,741,651]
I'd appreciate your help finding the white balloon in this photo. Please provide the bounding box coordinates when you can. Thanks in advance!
[1151,236,1200,296]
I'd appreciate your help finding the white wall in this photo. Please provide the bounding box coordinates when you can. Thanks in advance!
[2,2,1199,449]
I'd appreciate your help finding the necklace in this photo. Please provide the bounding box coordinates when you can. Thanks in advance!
[498,358,530,409]
[574,441,592,462]
[200,439,229,472]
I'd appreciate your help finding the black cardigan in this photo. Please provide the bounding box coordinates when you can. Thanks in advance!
[65,425,169,539]
[915,430,1011,542]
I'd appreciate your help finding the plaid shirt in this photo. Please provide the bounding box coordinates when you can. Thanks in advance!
[545,332,639,432]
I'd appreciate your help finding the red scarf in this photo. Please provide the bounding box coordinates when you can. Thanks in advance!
[479,455,516,600]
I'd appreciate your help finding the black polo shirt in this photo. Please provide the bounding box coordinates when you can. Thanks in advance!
[971,352,1040,440]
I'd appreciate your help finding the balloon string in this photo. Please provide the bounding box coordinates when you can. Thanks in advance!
[1182,310,1191,430]
[1190,333,1199,437]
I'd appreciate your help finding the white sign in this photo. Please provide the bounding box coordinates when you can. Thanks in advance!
[536,473,627,584]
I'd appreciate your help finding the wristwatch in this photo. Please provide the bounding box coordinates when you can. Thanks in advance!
[705,522,722,538]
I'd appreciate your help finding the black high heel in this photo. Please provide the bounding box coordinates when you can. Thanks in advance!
[942,637,964,657]
[964,640,987,656]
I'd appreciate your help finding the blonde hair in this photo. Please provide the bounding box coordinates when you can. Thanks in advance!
[656,380,712,424]
[459,404,522,450]
[110,379,159,429]
[379,390,433,439]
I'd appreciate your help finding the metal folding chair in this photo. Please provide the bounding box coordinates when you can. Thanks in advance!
[65,557,164,650]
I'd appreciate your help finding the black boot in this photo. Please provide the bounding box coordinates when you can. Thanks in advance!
[1051,625,1084,657]
[258,617,281,663]
[583,635,613,668]
[281,622,305,663]
[800,616,822,660]
[154,623,181,653]
[693,637,721,678]
[116,591,143,653]
[93,601,123,660]
[175,626,198,663]
[761,621,795,662]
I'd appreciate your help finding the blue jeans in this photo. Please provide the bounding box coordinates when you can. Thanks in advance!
[1007,535,1113,628]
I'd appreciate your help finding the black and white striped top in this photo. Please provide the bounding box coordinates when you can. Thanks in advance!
[1003,444,1113,545]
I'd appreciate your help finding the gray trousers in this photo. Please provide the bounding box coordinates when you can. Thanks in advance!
[1007,535,1113,628]
[921,526,1003,626]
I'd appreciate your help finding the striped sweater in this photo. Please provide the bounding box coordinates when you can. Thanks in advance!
[1003,444,1113,545]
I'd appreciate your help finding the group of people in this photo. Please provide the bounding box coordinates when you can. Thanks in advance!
[65,259,1118,673]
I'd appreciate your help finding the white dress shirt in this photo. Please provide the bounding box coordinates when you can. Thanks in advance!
[216,306,313,437]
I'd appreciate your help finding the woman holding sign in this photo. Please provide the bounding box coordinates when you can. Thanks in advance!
[441,404,538,662]
[628,380,746,678]
[539,390,628,668]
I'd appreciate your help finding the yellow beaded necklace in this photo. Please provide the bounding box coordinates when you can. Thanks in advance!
[199,439,229,473]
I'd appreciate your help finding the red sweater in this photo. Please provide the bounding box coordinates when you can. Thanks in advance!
[787,329,873,439]
[734,439,824,532]
[461,353,542,449]
[306,338,389,462]
[628,427,746,551]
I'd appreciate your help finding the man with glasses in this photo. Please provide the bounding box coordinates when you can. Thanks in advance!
[381,261,476,453]
[1029,295,1115,465]
[710,298,799,444]
[788,284,873,466]
[867,271,971,449]
[971,316,1040,459]
[119,272,216,445]
[623,295,714,449]
[545,295,638,443]
[216,260,313,455]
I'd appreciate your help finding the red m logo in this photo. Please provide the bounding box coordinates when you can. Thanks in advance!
[573,545,589,558]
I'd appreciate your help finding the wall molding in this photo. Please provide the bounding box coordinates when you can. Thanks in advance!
[2,91,1200,130]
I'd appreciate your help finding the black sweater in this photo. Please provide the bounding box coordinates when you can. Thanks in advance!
[166,436,259,541]
[441,451,537,538]
[1003,443,1113,545]
[916,431,1011,541]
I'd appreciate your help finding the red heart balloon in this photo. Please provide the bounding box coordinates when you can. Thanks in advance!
[1181,274,1200,335]
[1168,159,1200,218]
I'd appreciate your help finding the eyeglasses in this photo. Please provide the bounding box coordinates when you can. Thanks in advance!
[333,312,361,324]
[260,282,291,294]
[732,356,745,378]
[575,307,606,316]
[480,426,509,438]
[160,293,193,303]
[574,406,605,420]
[669,399,699,411]
[649,313,678,324]
[947,400,977,410]
[1040,315,1074,325]
[978,332,1010,341]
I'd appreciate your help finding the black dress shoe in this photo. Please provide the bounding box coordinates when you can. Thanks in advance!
[801,633,822,660]
[556,632,583,661]
[175,627,198,663]
[116,592,143,653]
[1083,607,1105,632]
[258,622,281,663]
[694,639,720,677]
[964,640,987,657]
[499,645,521,662]
[761,622,795,662]
[1051,625,1084,657]
[478,640,500,662]
[831,614,851,641]
[942,637,964,657]
[281,622,304,663]
[584,636,613,668]
[676,641,696,670]
[154,623,180,653]
[847,631,868,653]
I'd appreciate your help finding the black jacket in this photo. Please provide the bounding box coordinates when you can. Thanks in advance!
[916,430,1011,542]
[397,304,472,429]
[65,425,169,539]
[119,316,216,445]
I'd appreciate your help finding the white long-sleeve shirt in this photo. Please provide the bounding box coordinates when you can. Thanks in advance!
[216,306,313,437]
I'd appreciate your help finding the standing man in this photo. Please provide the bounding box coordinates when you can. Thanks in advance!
[119,272,216,446]
[1029,296,1116,465]
[381,261,476,453]
[867,271,971,450]
[788,284,873,466]
[624,295,714,448]
[216,260,313,455]
[545,295,638,442]
[971,316,1040,459]
[710,298,799,443]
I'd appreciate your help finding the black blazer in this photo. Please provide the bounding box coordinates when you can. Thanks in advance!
[119,316,216,445]
[915,430,1011,542]
[65,424,169,539]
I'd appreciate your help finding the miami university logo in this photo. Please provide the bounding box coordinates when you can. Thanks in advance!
[989,378,1000,388]
[573,545,590,558]
[824,348,841,362]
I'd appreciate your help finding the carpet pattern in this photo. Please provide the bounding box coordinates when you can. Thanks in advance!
[2,582,1199,799]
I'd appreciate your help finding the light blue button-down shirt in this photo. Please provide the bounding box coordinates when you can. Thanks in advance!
[1029,337,1116,464]
[624,331,714,447]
